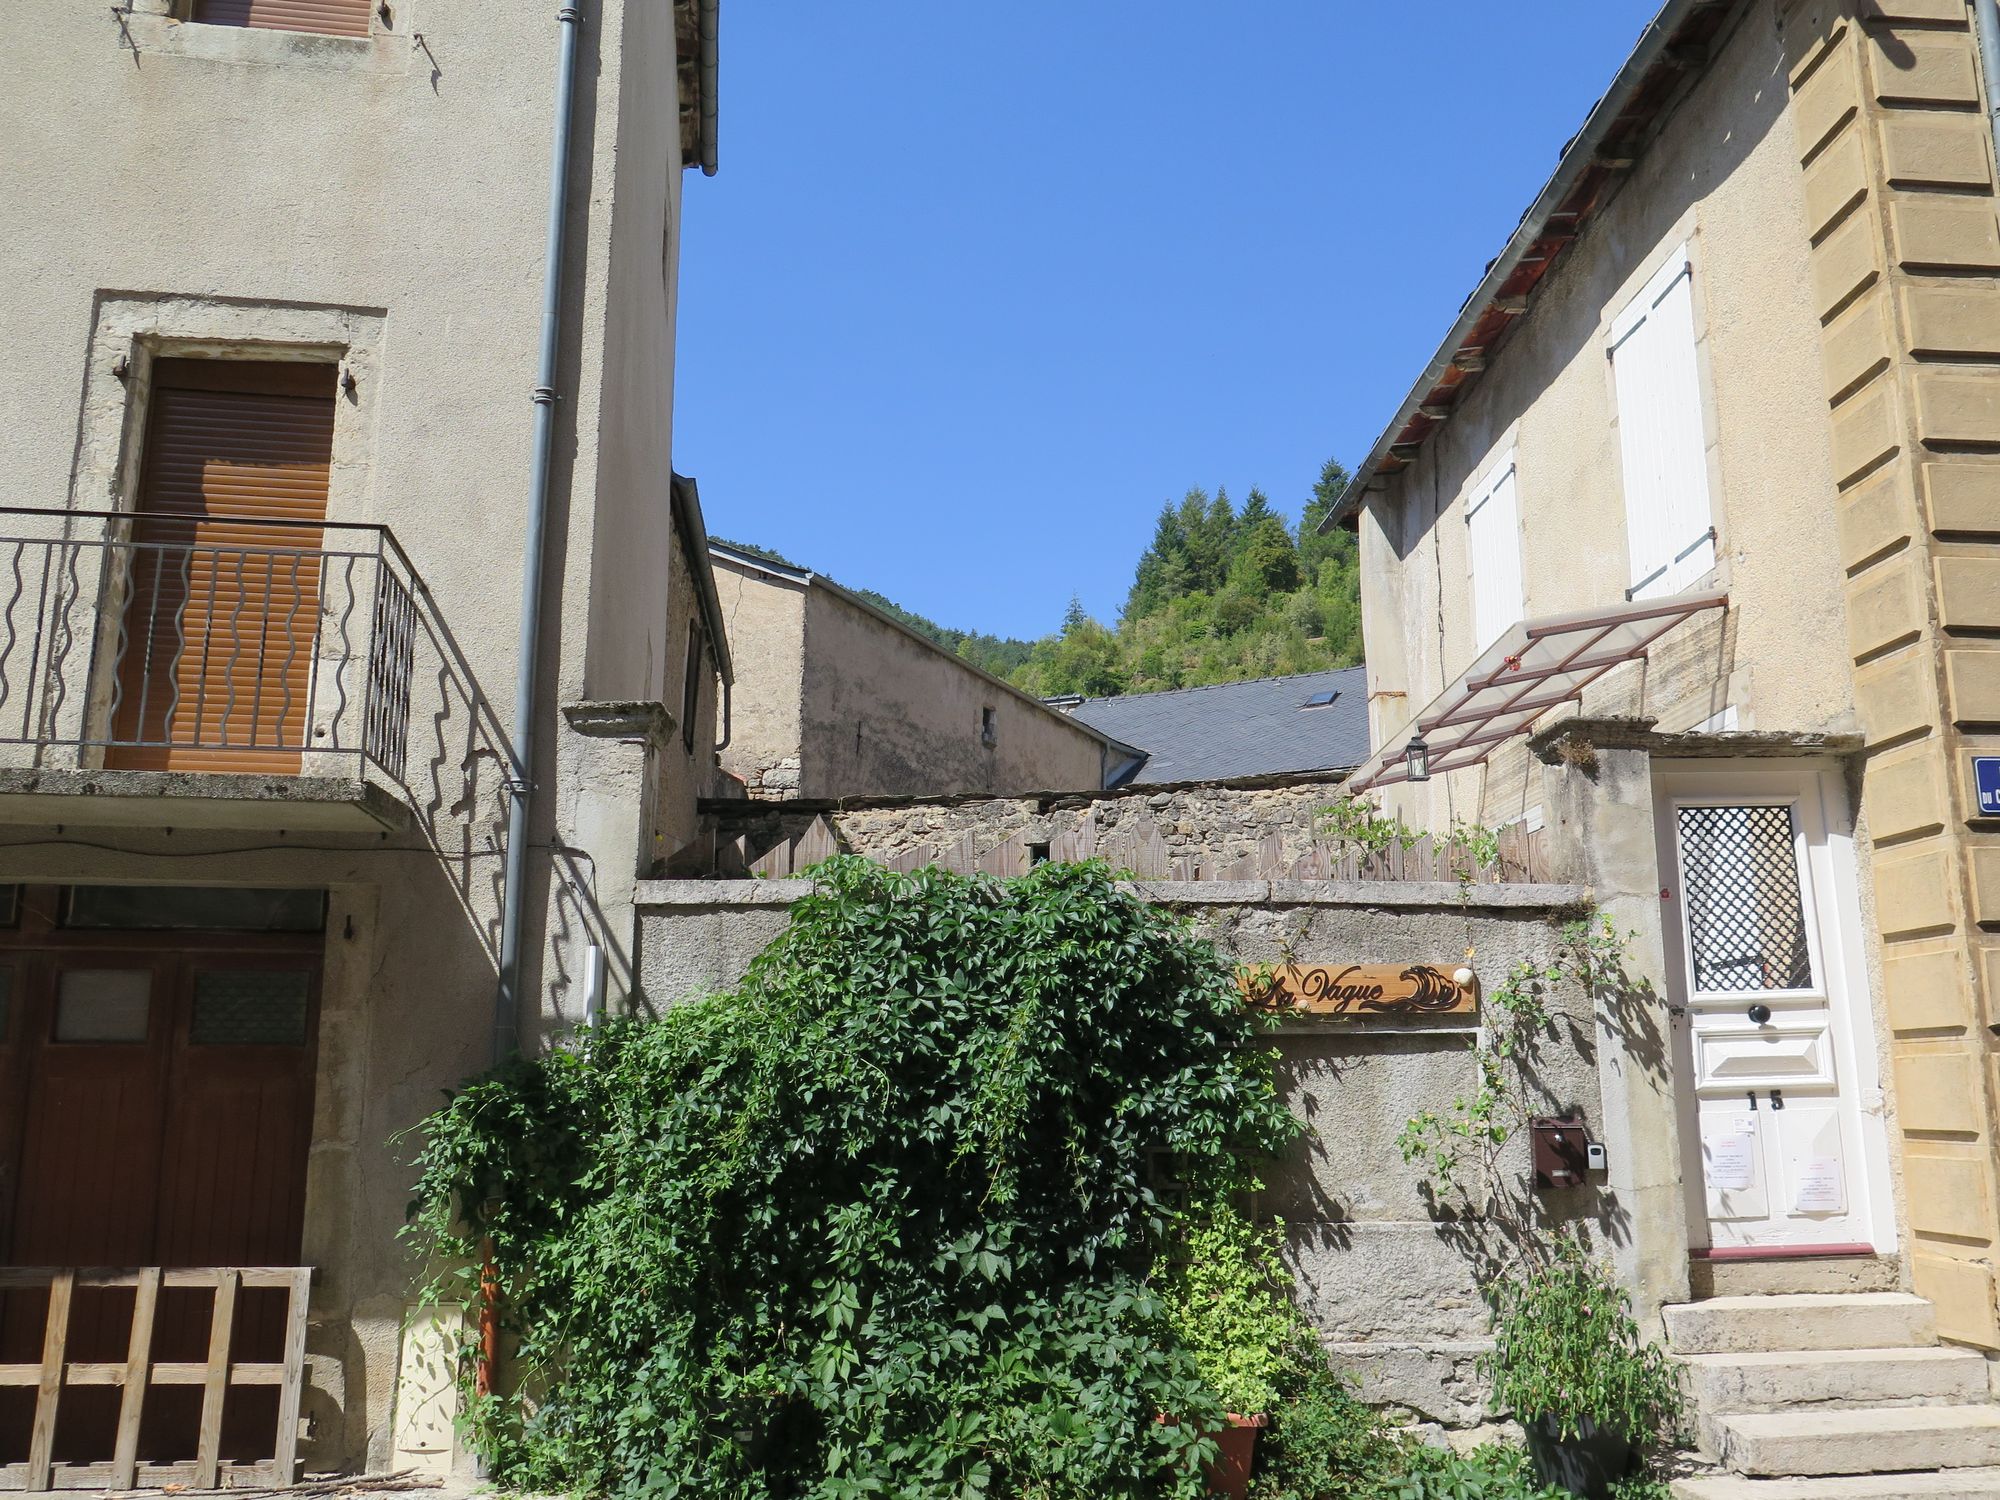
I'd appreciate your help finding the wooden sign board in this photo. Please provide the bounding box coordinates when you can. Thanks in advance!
[1239,963,1478,1019]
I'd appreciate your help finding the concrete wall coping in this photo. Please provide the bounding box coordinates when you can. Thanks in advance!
[1138,879,1593,910]
[637,878,819,907]
[635,876,1594,913]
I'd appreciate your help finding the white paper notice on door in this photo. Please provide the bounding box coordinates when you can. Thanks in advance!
[1704,1121,1758,1192]
[1794,1155,1845,1214]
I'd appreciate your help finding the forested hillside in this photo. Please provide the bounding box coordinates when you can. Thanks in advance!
[1012,458,1360,698]
[715,454,1362,702]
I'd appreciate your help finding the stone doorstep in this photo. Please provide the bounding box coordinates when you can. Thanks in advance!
[1680,1346,1991,1458]
[1663,1292,1938,1355]
[1672,1468,2000,1499]
[1714,1406,2000,1478]
[1680,1345,1990,1414]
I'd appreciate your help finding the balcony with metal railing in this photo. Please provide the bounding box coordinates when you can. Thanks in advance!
[0,508,444,830]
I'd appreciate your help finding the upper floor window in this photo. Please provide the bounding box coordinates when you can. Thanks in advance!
[1465,451,1524,655]
[189,0,372,38]
[1609,244,1716,601]
[681,623,705,754]
[980,706,998,748]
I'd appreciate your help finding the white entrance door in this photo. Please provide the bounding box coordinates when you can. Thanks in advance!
[1655,764,1893,1254]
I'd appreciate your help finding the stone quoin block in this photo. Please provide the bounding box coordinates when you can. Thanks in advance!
[1784,13,1848,90]
[1891,194,2000,271]
[1812,205,1884,318]
[1944,646,2000,725]
[1905,1150,1998,1242]
[1878,115,1994,188]
[1830,378,1901,487]
[1805,129,1872,239]
[1822,286,1895,402]
[1882,938,1974,1033]
[1924,461,2000,534]
[1863,738,1948,841]
[1793,34,1865,161]
[1905,284,2000,358]
[1837,460,1916,568]
[1844,549,1925,660]
[1915,368,2000,446]
[1935,555,2000,630]
[1853,639,1940,745]
[1873,840,1958,936]
[1914,1251,2000,1348]
[1972,844,2000,925]
[1866,28,1981,107]
[1894,1046,1984,1134]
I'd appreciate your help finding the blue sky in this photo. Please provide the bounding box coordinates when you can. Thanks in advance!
[674,3,1660,642]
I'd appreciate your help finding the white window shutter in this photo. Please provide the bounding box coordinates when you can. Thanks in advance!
[1610,246,1715,600]
[1466,455,1524,654]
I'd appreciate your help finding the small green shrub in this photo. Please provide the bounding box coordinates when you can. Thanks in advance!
[1484,1235,1683,1447]
[403,858,1298,1499]
[1391,1441,1567,1500]
[1248,1354,1402,1500]
[1158,1205,1297,1417]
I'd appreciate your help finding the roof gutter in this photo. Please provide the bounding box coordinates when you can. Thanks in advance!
[1322,0,1728,532]
[697,0,719,176]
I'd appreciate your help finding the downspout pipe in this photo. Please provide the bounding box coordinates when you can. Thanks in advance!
[494,2,586,1067]
[1974,0,2000,173]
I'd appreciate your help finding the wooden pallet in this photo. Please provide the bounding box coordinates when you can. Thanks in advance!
[0,1266,311,1491]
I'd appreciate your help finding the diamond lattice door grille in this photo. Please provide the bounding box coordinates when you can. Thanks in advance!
[1677,803,1812,993]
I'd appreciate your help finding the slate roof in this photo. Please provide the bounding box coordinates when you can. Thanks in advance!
[1062,667,1370,786]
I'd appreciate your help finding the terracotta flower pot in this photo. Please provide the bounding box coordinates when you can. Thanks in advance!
[1200,1412,1268,1499]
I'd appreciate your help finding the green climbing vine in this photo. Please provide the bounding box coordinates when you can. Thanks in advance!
[400,857,1300,1499]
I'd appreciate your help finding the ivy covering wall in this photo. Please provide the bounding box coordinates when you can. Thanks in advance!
[403,859,1297,1498]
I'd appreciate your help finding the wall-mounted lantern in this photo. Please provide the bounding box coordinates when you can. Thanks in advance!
[1404,734,1431,783]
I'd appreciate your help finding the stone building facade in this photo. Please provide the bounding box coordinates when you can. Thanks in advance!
[1325,0,2000,1481]
[0,0,725,1481]
[709,542,1132,800]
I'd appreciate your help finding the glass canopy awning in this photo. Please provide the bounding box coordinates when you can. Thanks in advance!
[1345,588,1728,793]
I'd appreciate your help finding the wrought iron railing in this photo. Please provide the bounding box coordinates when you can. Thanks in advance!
[0,508,428,783]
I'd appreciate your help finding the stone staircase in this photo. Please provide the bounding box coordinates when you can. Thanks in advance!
[1667,1292,2000,1498]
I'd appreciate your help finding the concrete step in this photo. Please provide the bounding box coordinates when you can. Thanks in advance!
[1714,1406,2000,1477]
[1664,1293,1937,1355]
[1674,1468,2000,1499]
[1680,1344,1990,1415]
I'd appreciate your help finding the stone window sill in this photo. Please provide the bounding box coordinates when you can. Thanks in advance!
[117,10,410,75]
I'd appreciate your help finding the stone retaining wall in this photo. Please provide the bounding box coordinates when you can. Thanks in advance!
[709,774,1350,874]
[632,875,1606,1428]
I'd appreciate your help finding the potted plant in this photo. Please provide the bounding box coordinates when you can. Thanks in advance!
[1482,1235,1682,1500]
[1158,1203,1295,1497]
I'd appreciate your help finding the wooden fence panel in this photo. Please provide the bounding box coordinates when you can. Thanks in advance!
[0,1266,311,1492]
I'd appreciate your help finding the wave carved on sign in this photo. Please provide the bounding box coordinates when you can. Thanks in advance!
[1238,964,1478,1018]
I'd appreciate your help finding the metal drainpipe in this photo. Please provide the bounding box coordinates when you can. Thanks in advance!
[1975,0,2000,171]
[493,2,586,1068]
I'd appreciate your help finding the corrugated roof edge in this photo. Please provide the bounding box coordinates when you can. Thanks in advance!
[1320,0,1744,534]
[706,540,1143,759]
[1067,664,1366,711]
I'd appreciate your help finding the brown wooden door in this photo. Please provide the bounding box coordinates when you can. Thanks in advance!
[107,360,335,774]
[0,897,321,1467]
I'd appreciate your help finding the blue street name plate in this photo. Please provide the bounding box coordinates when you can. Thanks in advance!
[1977,756,2000,817]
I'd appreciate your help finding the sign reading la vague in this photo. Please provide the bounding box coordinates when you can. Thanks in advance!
[1238,963,1479,1018]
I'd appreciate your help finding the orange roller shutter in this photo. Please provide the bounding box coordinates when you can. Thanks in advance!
[190,0,372,39]
[107,359,336,775]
